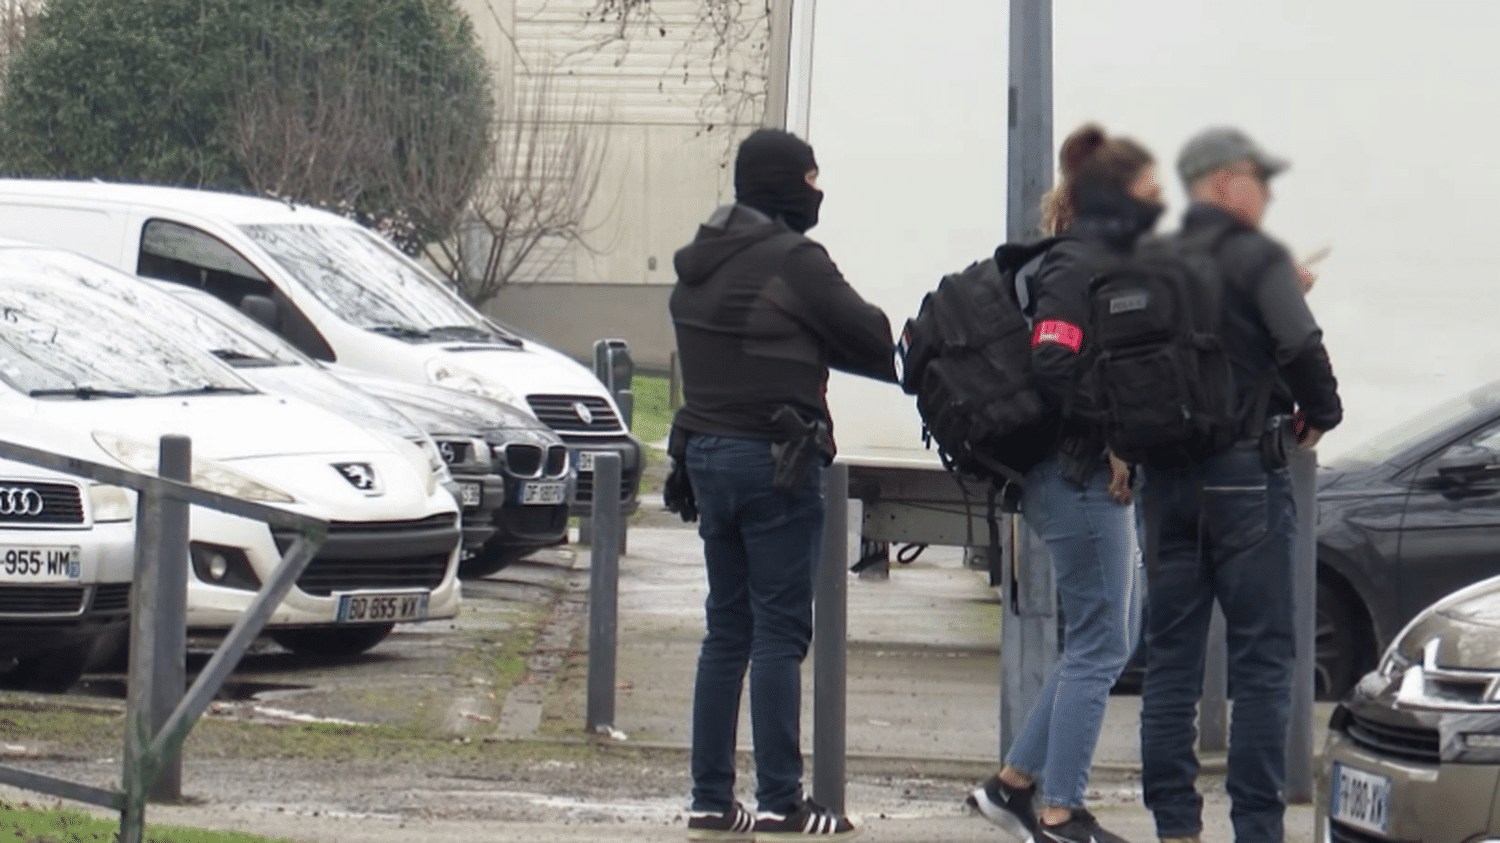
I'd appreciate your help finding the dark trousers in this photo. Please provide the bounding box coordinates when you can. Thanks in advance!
[1140,440,1297,843]
[686,434,825,814]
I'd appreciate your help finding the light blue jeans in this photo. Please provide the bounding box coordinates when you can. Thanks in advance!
[1005,451,1142,809]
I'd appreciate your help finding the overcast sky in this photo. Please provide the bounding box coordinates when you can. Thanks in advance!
[806,0,1498,459]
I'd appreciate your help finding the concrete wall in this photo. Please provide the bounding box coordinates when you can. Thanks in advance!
[485,282,676,372]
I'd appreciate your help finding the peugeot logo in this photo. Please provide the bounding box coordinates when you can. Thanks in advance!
[574,401,594,425]
[0,487,44,516]
[333,463,377,492]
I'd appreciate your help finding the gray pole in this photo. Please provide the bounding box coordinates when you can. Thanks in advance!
[151,436,190,803]
[1000,0,1055,760]
[1007,0,1053,244]
[120,479,164,843]
[586,452,622,734]
[1286,447,1318,803]
[812,461,849,814]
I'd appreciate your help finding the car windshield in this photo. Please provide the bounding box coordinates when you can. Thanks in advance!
[155,286,428,441]
[156,286,309,367]
[239,223,517,344]
[0,274,251,398]
[1332,382,1500,469]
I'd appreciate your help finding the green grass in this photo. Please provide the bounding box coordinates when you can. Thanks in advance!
[0,798,293,842]
[627,374,674,447]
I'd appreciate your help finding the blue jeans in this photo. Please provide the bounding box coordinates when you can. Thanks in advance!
[686,434,825,814]
[1139,440,1296,843]
[1005,452,1142,809]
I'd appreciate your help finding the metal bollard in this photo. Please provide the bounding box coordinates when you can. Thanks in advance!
[1286,447,1318,803]
[585,452,622,734]
[151,436,190,802]
[812,462,849,814]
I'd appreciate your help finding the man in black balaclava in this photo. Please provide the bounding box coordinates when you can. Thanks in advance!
[733,128,824,233]
[668,128,895,841]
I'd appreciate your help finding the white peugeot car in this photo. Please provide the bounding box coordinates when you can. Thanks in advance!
[0,247,462,658]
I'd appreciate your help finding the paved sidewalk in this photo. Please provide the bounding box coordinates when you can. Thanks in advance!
[542,518,1331,843]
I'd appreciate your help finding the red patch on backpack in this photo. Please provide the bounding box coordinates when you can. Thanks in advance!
[1031,319,1083,353]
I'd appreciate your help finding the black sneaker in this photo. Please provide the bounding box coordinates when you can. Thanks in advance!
[1035,808,1130,843]
[687,801,756,841]
[754,796,859,840]
[966,774,1037,841]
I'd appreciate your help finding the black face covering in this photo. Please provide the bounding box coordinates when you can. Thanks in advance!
[734,129,823,233]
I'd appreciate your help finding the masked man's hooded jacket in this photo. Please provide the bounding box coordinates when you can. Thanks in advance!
[669,129,896,456]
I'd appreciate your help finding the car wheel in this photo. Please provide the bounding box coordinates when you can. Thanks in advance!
[1316,581,1366,701]
[269,624,394,657]
[458,537,536,580]
[4,644,93,693]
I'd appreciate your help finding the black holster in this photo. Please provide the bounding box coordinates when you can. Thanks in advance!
[1259,413,1294,471]
[771,406,825,495]
[1056,434,1103,487]
[662,425,698,522]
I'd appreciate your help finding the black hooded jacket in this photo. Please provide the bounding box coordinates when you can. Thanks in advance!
[1183,203,1342,432]
[669,204,896,452]
[1028,186,1164,445]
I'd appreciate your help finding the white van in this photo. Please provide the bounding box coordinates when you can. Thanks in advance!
[0,180,641,516]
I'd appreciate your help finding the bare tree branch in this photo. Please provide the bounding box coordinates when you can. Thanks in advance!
[425,68,613,307]
[582,0,772,150]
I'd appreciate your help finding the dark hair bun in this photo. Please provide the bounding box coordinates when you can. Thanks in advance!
[1059,124,1107,180]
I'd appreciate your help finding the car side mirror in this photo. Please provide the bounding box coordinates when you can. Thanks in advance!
[1433,452,1500,487]
[239,294,281,332]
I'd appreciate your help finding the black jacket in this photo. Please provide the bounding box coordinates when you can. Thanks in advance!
[669,204,896,453]
[1182,203,1343,432]
[1029,188,1164,445]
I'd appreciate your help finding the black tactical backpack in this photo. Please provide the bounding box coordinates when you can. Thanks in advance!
[1086,226,1244,468]
[897,239,1061,503]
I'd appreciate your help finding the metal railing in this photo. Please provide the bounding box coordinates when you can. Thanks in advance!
[0,436,327,843]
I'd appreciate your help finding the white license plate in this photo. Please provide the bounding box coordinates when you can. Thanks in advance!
[333,591,429,624]
[575,451,609,473]
[0,546,80,581]
[1331,762,1391,836]
[458,482,482,508]
[520,481,566,505]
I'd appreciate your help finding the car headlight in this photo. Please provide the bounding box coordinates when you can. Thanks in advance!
[1377,648,1411,680]
[423,358,520,405]
[86,484,134,523]
[92,432,295,504]
[392,436,441,497]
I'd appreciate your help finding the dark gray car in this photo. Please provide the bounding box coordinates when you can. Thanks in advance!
[335,369,573,578]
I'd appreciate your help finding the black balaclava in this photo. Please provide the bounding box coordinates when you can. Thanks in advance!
[734,129,823,233]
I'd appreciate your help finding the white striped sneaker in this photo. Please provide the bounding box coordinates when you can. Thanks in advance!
[753,797,859,840]
[687,801,756,841]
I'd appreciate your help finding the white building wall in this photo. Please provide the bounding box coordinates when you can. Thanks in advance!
[456,0,765,293]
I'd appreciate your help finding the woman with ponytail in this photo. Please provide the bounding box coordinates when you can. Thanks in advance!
[969,124,1163,843]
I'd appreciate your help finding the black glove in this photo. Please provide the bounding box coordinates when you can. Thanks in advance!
[662,457,697,522]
